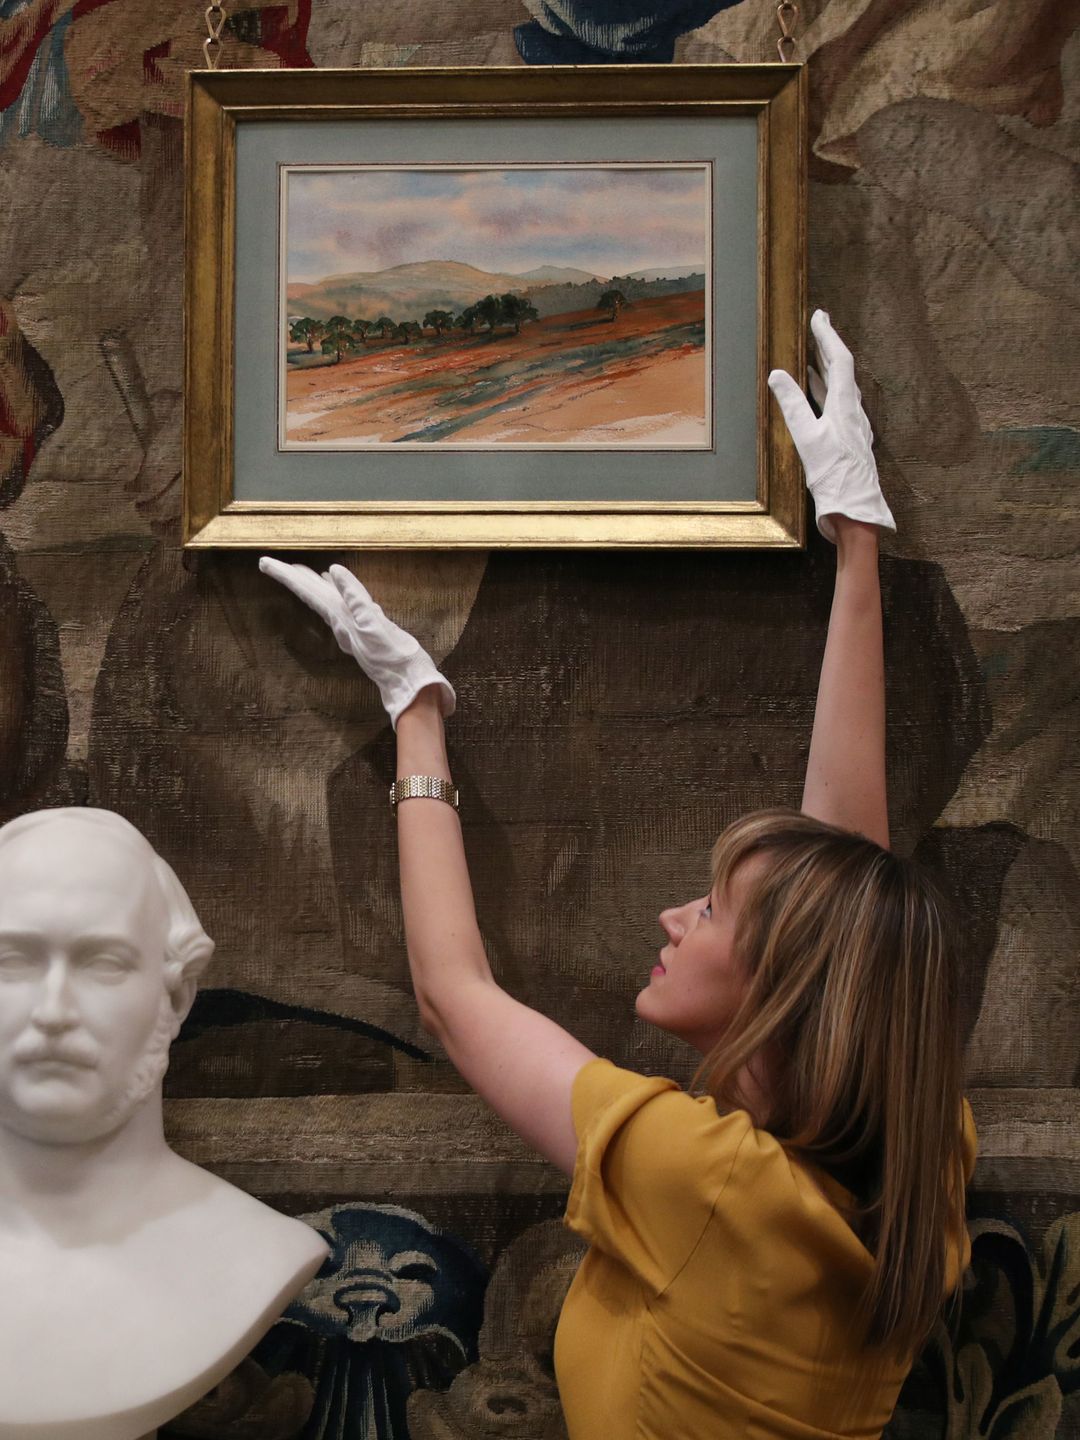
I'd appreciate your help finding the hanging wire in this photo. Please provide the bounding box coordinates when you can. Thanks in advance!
[204,2,228,69]
[776,0,799,60]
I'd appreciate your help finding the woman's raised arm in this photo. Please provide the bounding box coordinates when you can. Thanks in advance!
[768,312,895,849]
[799,521,889,847]
[259,559,593,1176]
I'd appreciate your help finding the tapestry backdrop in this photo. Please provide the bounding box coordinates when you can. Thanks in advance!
[0,2,1077,1437]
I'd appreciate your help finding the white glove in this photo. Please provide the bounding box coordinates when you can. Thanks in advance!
[259,558,456,729]
[767,309,896,543]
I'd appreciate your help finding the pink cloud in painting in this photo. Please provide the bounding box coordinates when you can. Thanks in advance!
[287,166,709,283]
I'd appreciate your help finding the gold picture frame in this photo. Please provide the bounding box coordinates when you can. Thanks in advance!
[184,65,806,550]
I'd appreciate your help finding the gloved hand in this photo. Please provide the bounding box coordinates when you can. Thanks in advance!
[767,309,896,543]
[259,558,456,729]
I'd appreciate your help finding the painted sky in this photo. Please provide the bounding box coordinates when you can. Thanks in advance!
[285,165,710,283]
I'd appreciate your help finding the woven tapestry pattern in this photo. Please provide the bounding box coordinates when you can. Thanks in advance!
[0,1,1077,1435]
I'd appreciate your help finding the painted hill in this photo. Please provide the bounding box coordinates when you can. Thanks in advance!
[515,265,607,285]
[625,265,707,282]
[286,259,703,325]
[287,260,542,323]
[527,270,706,319]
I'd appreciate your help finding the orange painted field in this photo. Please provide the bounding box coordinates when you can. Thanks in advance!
[284,291,708,447]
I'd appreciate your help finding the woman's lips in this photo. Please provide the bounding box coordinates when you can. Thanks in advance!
[651,962,666,977]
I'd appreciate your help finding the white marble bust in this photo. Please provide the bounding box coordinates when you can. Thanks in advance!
[0,808,328,1440]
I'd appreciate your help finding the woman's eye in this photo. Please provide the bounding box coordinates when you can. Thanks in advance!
[0,951,34,976]
[700,903,712,920]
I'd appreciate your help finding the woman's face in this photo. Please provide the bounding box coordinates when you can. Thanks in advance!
[635,857,765,1054]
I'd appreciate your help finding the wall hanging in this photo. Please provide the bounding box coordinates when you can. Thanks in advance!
[184,64,806,548]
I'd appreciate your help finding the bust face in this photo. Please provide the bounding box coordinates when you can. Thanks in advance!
[0,821,173,1144]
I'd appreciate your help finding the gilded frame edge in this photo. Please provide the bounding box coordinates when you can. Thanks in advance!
[183,64,807,551]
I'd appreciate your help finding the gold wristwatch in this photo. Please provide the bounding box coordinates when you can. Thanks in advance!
[389,775,460,810]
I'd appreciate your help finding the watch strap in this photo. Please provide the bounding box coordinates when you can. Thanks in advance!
[390,775,460,809]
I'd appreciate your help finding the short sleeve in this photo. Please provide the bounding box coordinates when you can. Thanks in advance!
[564,1058,753,1295]
[961,1097,978,1184]
[943,1098,978,1295]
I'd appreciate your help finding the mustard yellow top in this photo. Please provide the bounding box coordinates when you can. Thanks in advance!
[554,1060,976,1440]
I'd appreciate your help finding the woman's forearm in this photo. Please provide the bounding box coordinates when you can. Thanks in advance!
[394,690,496,1036]
[260,560,590,1172]
[395,692,592,1176]
[800,519,889,848]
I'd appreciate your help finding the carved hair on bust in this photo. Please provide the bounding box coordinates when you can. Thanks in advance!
[0,807,215,993]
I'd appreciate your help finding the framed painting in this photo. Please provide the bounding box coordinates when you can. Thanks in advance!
[184,65,807,549]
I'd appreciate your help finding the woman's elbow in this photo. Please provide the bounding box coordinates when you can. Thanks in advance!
[413,967,496,1053]
[415,992,446,1041]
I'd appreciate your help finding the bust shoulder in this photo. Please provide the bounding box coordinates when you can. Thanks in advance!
[0,1154,328,1439]
[157,1152,327,1274]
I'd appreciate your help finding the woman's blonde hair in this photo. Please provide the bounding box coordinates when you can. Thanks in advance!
[694,808,967,1360]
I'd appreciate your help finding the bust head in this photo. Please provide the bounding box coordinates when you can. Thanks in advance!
[0,809,214,1144]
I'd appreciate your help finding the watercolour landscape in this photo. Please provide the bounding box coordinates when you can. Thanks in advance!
[280,164,712,450]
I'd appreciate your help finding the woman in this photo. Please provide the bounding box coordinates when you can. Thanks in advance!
[261,312,974,1439]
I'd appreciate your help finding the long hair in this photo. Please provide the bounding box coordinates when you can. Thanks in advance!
[693,808,967,1360]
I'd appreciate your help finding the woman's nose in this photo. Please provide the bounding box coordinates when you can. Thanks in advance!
[659,904,690,944]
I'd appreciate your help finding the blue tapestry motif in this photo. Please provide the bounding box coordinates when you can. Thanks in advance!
[515,0,745,64]
[888,1214,1080,1438]
[244,1203,488,1440]
[0,2,83,149]
[178,988,432,1062]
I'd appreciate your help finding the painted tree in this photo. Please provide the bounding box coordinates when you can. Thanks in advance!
[323,316,354,363]
[499,293,539,336]
[350,318,373,347]
[456,305,479,334]
[597,289,628,323]
[423,309,455,336]
[290,316,326,353]
[476,294,502,332]
[375,316,397,340]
